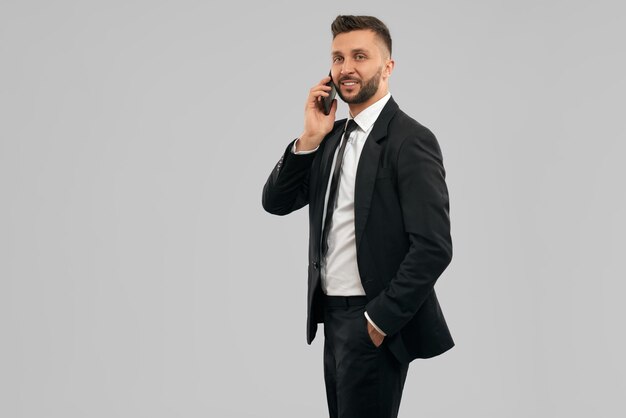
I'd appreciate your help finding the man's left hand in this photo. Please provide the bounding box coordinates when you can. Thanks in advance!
[367,321,385,347]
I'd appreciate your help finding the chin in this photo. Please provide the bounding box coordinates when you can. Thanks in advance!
[340,90,358,100]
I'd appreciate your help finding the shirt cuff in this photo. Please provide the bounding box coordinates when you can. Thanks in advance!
[291,138,319,154]
[364,311,387,336]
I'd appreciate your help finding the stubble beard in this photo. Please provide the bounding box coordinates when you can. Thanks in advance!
[336,67,383,105]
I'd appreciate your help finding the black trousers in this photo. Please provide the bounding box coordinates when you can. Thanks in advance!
[323,295,409,418]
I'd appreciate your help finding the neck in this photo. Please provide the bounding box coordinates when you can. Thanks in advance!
[348,88,388,118]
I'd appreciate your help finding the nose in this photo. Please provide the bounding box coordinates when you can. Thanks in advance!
[340,58,355,76]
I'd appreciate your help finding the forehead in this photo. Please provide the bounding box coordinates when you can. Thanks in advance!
[331,29,381,55]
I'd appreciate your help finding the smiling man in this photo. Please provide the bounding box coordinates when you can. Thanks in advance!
[263,15,454,418]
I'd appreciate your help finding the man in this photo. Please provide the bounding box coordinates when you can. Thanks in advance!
[262,15,454,418]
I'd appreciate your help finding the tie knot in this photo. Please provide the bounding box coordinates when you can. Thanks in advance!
[344,119,358,137]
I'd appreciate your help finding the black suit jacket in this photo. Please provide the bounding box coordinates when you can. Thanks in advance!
[262,97,454,363]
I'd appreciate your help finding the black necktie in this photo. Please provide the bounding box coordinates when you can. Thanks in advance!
[321,119,358,258]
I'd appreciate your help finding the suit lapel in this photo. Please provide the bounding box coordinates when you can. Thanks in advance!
[319,123,345,186]
[311,122,345,247]
[354,97,399,252]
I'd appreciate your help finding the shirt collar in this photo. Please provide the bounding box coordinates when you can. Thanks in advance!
[348,92,392,133]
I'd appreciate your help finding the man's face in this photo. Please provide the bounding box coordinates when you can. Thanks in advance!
[330,29,391,105]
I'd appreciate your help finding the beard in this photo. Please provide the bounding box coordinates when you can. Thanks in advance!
[335,67,383,104]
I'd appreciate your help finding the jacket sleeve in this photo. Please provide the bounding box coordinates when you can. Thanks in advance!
[365,128,453,336]
[262,138,317,216]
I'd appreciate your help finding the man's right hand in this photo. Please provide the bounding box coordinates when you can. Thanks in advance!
[296,76,337,152]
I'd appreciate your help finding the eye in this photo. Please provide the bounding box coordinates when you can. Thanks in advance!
[355,54,366,60]
[333,56,343,63]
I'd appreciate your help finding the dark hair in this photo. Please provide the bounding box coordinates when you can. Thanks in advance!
[331,15,392,57]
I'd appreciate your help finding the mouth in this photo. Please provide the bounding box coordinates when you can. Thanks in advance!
[340,79,360,87]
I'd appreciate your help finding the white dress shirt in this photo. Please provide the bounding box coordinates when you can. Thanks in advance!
[291,92,391,336]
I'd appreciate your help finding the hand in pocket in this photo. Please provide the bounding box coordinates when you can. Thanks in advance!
[366,317,385,347]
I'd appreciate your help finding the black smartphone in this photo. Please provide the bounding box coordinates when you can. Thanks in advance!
[322,70,337,115]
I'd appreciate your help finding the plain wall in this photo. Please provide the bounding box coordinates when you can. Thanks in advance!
[1,1,625,416]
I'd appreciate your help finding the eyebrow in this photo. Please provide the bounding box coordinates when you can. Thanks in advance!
[331,48,370,56]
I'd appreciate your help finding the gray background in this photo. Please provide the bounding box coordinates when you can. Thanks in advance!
[1,0,625,417]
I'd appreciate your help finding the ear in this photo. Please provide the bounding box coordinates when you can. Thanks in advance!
[383,59,395,79]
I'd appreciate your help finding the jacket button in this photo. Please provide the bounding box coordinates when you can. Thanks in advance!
[313,262,319,270]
